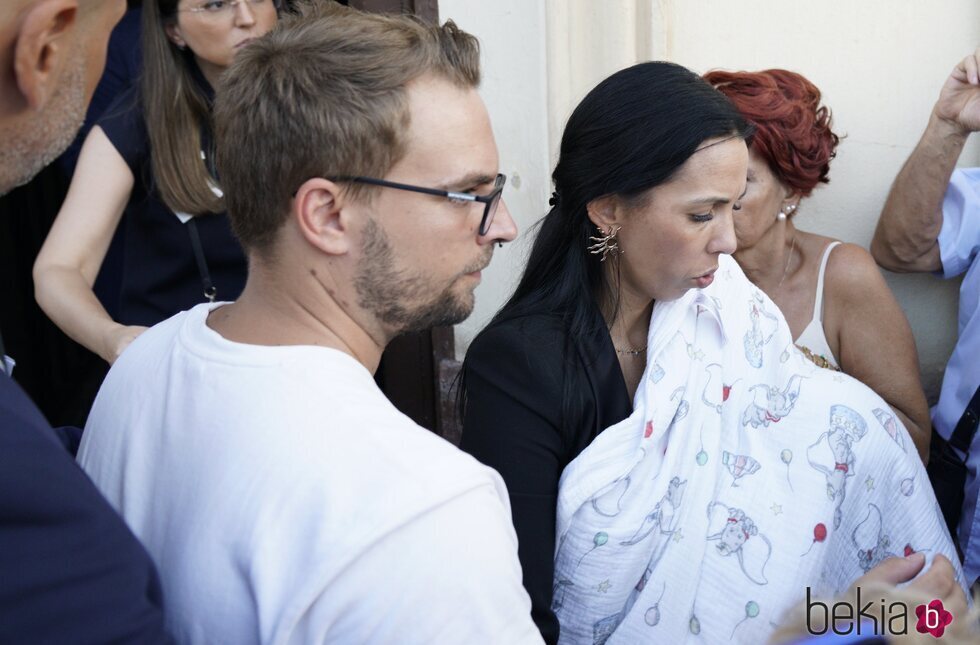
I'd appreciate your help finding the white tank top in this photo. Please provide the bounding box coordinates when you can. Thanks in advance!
[794,241,842,370]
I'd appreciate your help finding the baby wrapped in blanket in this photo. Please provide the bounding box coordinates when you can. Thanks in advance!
[553,254,965,644]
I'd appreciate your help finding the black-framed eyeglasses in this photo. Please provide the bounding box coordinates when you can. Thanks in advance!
[330,174,506,236]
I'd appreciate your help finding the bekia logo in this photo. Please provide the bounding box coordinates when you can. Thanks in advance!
[916,599,953,638]
[806,587,954,638]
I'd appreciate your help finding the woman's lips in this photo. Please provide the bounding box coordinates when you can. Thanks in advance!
[694,269,716,288]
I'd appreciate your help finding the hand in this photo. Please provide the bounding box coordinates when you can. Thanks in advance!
[905,554,968,621]
[935,46,980,134]
[853,553,968,621]
[101,324,149,364]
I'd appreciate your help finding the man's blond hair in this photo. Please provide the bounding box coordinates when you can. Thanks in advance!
[214,0,481,253]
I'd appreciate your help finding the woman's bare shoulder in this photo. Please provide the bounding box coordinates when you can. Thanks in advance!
[821,241,891,304]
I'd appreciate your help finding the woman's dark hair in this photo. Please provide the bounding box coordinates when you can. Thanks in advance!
[503,61,749,336]
[457,61,750,422]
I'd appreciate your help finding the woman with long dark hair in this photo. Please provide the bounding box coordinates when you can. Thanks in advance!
[34,0,278,364]
[462,61,751,642]
[460,61,959,644]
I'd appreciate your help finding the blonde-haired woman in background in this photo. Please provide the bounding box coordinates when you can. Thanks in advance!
[34,0,278,365]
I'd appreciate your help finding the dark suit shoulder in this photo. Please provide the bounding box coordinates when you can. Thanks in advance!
[0,378,171,643]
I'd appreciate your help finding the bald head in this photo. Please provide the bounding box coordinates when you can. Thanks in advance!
[0,0,125,195]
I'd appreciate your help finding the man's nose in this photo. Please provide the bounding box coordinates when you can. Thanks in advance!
[481,198,518,244]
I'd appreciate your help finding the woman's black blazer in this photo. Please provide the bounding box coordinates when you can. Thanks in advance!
[460,308,632,644]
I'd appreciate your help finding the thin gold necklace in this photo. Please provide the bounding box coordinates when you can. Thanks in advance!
[615,346,647,357]
[778,236,797,288]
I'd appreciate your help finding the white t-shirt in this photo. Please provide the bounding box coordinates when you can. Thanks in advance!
[78,303,541,645]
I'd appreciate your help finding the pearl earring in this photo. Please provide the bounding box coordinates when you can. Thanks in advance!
[777,210,787,222]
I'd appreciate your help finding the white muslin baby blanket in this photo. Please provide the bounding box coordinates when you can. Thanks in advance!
[553,254,964,644]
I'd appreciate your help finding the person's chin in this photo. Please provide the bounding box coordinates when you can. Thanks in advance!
[400,291,474,333]
[650,283,692,303]
[449,287,477,321]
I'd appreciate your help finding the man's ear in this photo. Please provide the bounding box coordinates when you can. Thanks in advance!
[294,178,353,256]
[585,194,621,232]
[13,0,79,110]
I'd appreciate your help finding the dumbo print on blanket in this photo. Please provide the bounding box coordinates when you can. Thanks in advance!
[553,254,964,645]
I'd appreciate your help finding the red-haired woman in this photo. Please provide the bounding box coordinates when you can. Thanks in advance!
[705,69,930,460]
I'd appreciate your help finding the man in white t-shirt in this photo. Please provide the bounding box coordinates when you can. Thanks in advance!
[77,3,538,643]
[872,47,980,587]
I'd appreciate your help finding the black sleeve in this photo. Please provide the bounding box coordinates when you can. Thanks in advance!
[0,377,172,644]
[460,318,568,645]
[95,84,147,177]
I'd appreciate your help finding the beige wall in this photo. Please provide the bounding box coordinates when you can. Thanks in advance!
[441,0,980,402]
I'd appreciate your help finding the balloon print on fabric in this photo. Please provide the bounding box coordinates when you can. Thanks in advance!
[731,600,761,639]
[578,531,608,566]
[852,504,896,573]
[800,523,828,557]
[689,615,701,635]
[900,477,915,497]
[706,502,772,585]
[807,404,869,529]
[644,583,667,626]
[743,292,779,368]
[722,451,761,487]
[696,425,709,466]
[741,375,804,428]
[781,449,794,491]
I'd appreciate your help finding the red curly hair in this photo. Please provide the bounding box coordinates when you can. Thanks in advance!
[704,69,840,197]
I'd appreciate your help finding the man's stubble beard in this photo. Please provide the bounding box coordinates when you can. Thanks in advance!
[0,50,87,196]
[354,217,491,335]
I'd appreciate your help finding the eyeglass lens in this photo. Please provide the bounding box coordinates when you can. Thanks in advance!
[479,175,506,236]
